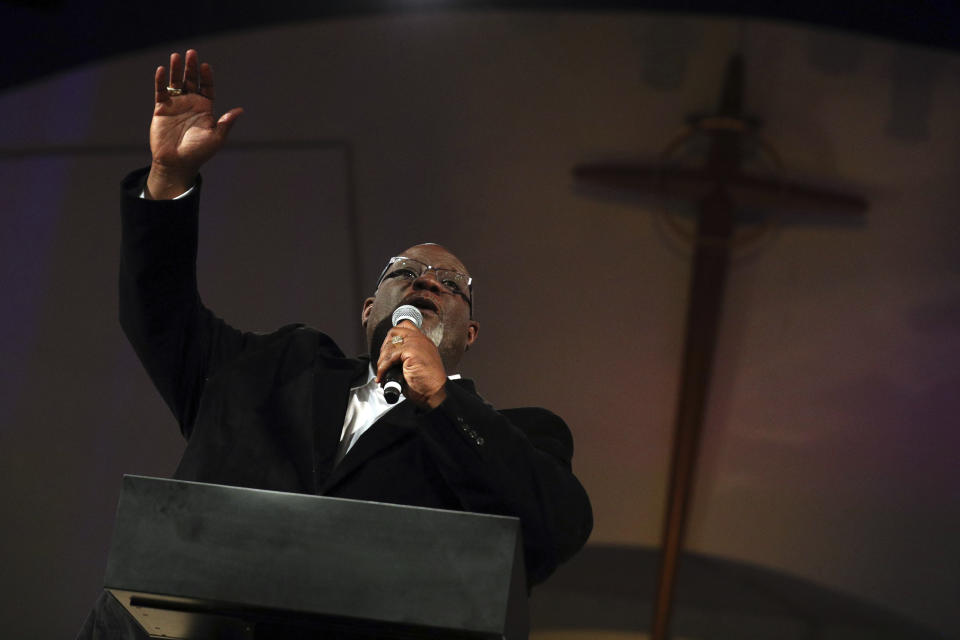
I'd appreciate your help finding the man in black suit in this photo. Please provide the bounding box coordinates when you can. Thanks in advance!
[79,49,591,639]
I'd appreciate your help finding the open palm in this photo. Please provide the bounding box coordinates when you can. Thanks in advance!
[146,50,242,198]
[151,92,224,168]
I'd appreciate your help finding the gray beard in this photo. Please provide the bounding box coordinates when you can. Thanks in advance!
[423,323,444,349]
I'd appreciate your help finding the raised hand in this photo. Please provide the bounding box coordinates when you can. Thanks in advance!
[145,50,243,199]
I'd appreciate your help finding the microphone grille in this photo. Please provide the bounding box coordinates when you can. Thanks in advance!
[392,304,423,328]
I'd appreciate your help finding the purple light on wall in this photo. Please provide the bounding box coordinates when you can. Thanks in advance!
[0,69,102,429]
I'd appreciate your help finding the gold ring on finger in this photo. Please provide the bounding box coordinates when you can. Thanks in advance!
[166,87,184,96]
[391,336,404,345]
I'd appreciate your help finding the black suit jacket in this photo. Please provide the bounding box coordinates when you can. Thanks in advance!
[78,168,592,639]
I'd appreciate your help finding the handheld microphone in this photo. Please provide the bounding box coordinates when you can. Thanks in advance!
[382,304,423,404]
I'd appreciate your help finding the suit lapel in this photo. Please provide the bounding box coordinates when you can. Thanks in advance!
[311,356,368,492]
[315,377,480,495]
[318,398,422,494]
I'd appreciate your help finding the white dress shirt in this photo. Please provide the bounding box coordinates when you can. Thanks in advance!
[336,365,460,464]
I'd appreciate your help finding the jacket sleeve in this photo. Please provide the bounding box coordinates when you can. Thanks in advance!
[117,168,286,438]
[417,381,593,585]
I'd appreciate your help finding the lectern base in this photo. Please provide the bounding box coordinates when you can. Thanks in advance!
[109,589,494,640]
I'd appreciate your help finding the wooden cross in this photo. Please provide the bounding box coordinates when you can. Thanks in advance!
[573,55,867,640]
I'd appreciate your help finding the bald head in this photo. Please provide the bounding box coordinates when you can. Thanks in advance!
[404,243,469,274]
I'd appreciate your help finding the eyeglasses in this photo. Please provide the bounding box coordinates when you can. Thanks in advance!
[376,256,474,311]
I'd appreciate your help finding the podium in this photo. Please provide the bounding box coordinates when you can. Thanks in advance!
[104,476,528,639]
